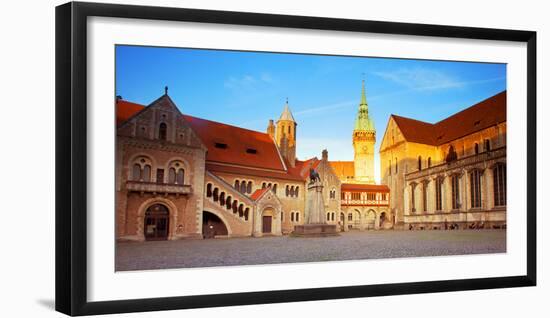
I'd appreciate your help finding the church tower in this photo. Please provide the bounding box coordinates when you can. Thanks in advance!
[352,80,376,184]
[275,99,297,167]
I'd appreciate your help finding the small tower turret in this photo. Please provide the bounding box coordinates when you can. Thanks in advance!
[275,98,297,167]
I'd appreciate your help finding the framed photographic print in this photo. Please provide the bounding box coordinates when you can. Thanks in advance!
[55,1,536,316]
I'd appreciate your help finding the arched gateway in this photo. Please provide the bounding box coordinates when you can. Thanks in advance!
[202,211,229,239]
[144,204,170,240]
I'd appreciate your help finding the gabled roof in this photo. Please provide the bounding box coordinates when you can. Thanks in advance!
[341,183,389,192]
[329,161,355,178]
[391,91,506,146]
[391,115,438,145]
[182,115,286,171]
[250,188,271,201]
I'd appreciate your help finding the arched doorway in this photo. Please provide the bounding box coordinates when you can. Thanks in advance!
[365,210,376,230]
[380,212,387,228]
[262,208,274,234]
[202,211,228,239]
[144,204,170,240]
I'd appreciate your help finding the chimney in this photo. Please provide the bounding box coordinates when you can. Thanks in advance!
[267,119,275,139]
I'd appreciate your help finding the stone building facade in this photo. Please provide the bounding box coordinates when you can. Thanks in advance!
[379,91,507,230]
[116,91,342,241]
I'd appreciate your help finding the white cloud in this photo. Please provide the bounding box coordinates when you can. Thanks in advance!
[224,72,274,90]
[372,67,463,91]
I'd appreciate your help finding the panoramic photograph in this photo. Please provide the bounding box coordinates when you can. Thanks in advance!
[114,45,507,271]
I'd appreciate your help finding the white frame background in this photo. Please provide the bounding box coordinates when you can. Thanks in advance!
[87,16,527,302]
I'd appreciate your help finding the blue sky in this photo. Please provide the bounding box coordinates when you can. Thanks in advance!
[116,45,506,181]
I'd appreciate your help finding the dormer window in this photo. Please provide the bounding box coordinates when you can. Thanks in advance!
[214,142,227,149]
[246,148,257,154]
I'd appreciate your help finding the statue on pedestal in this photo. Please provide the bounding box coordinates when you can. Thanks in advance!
[291,167,339,237]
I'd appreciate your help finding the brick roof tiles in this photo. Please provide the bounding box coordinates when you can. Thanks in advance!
[392,91,506,146]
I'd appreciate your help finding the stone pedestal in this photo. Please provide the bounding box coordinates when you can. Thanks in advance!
[291,180,339,237]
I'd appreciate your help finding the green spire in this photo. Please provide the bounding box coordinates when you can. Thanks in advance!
[360,79,367,105]
[354,79,375,131]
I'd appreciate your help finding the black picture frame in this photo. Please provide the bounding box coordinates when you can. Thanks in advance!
[55,1,537,316]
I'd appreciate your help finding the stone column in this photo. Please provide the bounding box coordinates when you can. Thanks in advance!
[444,175,452,212]
[403,184,410,216]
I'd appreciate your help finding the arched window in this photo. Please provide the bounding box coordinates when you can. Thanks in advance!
[285,185,290,197]
[168,168,176,184]
[219,192,225,206]
[418,156,422,171]
[238,204,244,217]
[232,200,238,213]
[446,145,457,162]
[295,212,300,222]
[234,180,239,189]
[435,177,443,211]
[291,212,295,222]
[348,213,353,221]
[410,183,416,213]
[428,157,432,168]
[331,212,335,221]
[132,164,141,181]
[281,211,284,222]
[451,174,460,209]
[213,188,219,201]
[272,184,277,193]
[167,161,185,184]
[470,170,482,208]
[142,165,151,182]
[290,186,295,197]
[225,196,232,210]
[262,182,267,189]
[244,208,250,221]
[493,163,506,206]
[484,139,491,152]
[240,181,247,194]
[295,187,299,197]
[176,169,184,184]
[422,182,428,212]
[206,183,213,197]
[131,157,153,182]
[247,181,252,194]
[474,143,479,154]
[158,122,167,140]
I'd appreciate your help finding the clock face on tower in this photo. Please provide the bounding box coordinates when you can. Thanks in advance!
[362,145,369,153]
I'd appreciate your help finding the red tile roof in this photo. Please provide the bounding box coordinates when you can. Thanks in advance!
[329,161,355,179]
[206,163,305,181]
[341,183,390,192]
[183,115,286,171]
[116,100,145,125]
[250,188,270,201]
[392,91,506,146]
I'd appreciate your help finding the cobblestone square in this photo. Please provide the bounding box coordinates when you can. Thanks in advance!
[116,230,506,271]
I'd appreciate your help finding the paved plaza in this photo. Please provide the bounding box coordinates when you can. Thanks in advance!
[116,230,506,271]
